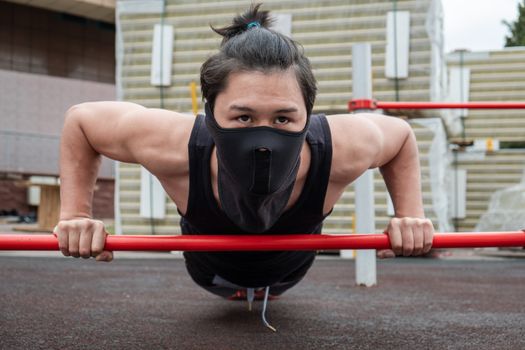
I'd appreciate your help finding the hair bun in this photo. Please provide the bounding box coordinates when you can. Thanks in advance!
[212,3,273,44]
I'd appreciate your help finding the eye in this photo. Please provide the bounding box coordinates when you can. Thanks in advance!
[237,115,251,123]
[275,116,289,125]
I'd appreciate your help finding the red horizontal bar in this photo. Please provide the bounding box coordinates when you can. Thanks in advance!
[377,101,525,110]
[0,232,523,251]
[348,99,525,111]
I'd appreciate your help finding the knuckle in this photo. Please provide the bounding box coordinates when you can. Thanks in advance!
[390,218,401,228]
[400,218,412,228]
[79,248,90,257]
[71,221,81,232]
[91,245,103,255]
[95,222,105,232]
[67,230,78,239]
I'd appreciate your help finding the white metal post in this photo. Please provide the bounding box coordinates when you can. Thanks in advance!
[351,43,377,286]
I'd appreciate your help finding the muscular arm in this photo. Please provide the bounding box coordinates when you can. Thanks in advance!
[329,113,433,257]
[60,106,103,220]
[376,122,424,218]
[329,113,422,216]
[59,101,192,220]
[57,101,194,260]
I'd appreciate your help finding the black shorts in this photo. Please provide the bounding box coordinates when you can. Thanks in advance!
[184,253,316,298]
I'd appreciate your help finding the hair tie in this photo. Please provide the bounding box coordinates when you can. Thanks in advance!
[247,21,260,29]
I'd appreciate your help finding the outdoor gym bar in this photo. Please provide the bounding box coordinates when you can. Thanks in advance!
[348,99,525,111]
[1,231,524,251]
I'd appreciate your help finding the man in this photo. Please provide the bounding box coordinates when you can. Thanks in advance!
[56,4,433,302]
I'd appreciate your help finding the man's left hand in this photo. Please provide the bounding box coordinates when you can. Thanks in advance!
[377,217,434,259]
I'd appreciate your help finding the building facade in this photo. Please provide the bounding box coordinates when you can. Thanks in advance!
[447,48,525,231]
[115,0,448,235]
[0,0,117,219]
[5,0,520,235]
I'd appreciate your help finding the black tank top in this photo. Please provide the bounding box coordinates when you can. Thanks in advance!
[180,114,333,287]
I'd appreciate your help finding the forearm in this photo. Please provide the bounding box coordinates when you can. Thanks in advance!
[379,130,424,218]
[59,108,102,220]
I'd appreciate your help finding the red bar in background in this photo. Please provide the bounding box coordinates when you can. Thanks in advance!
[0,231,523,251]
[377,101,525,110]
[348,99,525,111]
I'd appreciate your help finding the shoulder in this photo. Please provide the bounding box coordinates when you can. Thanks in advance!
[124,108,197,178]
[125,107,195,129]
[325,113,382,182]
[326,113,412,184]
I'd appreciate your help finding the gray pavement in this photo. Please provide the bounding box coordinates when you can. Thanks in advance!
[0,255,524,350]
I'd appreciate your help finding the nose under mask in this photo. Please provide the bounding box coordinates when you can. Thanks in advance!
[251,147,272,194]
[204,103,309,232]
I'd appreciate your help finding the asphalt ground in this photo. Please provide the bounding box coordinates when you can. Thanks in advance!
[0,254,524,350]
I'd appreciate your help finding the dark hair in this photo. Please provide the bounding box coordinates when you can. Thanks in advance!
[200,3,317,117]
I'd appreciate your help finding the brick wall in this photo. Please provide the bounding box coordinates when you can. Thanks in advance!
[0,1,115,83]
[93,178,114,219]
[0,177,114,219]
[0,178,31,216]
[0,1,116,178]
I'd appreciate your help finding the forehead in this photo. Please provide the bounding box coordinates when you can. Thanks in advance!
[218,69,305,108]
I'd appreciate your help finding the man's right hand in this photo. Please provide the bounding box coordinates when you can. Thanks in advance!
[55,218,114,262]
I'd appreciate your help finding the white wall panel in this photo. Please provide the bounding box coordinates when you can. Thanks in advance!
[150,24,174,87]
[385,11,410,79]
[140,167,166,220]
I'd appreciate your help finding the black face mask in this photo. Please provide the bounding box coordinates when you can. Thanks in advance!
[205,103,309,233]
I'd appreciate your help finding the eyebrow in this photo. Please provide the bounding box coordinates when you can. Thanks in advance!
[229,105,298,114]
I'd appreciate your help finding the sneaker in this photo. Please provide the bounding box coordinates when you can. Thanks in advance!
[227,289,279,301]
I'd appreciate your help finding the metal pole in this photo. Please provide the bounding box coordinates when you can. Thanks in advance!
[350,43,377,287]
[1,232,523,251]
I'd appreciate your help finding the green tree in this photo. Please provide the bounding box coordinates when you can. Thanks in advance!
[503,0,525,47]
